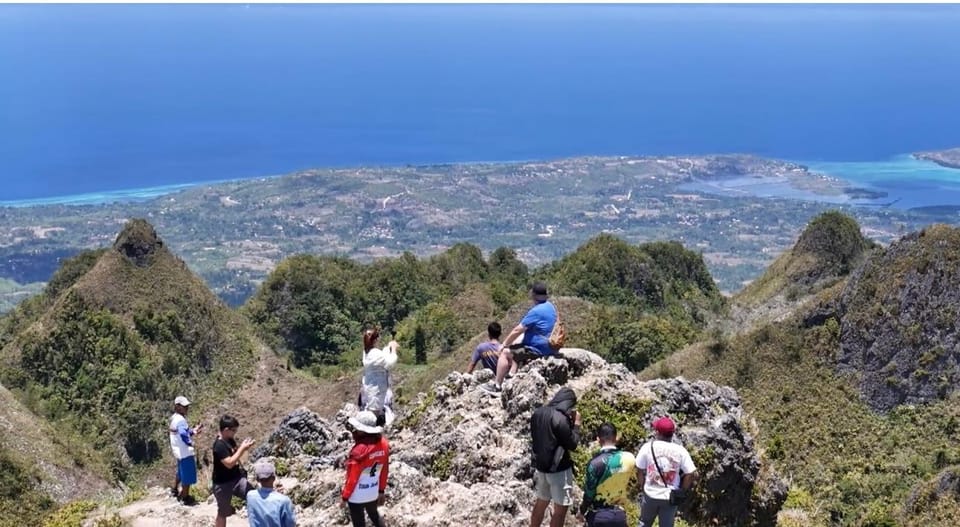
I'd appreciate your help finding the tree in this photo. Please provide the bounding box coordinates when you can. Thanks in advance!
[414,325,427,364]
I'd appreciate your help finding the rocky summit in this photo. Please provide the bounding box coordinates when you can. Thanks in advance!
[251,349,786,527]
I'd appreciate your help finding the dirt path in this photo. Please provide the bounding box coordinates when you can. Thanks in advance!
[144,344,358,489]
[105,488,247,527]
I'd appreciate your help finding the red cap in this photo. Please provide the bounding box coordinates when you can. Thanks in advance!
[652,417,675,435]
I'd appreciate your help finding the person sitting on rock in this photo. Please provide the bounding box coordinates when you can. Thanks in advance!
[635,417,698,527]
[360,328,399,427]
[466,321,511,374]
[342,410,390,527]
[577,422,635,527]
[481,282,557,394]
[246,460,296,527]
[530,387,581,527]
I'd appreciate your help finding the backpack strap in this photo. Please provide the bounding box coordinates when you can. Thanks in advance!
[649,440,669,486]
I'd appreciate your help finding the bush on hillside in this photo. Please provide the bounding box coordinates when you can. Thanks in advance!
[245,245,522,368]
[574,306,697,372]
[541,234,665,308]
[793,211,874,277]
[0,445,54,526]
[244,255,361,367]
[9,291,221,469]
[246,234,723,373]
[639,240,723,308]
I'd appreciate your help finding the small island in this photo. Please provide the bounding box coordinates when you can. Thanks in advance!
[914,147,960,169]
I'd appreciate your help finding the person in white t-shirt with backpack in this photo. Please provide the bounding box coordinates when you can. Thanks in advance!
[169,395,203,505]
[635,417,698,527]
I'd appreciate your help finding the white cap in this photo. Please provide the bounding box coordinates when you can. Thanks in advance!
[174,396,191,407]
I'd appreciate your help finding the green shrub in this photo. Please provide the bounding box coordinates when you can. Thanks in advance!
[41,501,98,527]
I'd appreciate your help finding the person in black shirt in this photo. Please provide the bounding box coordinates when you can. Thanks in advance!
[212,415,256,527]
[530,387,581,527]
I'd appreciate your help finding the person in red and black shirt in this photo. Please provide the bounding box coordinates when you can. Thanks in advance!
[341,410,390,527]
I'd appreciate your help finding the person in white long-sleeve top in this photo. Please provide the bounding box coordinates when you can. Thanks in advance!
[359,328,399,427]
[169,395,203,505]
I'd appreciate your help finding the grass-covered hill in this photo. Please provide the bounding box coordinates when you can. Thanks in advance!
[646,215,960,526]
[0,219,259,487]
[737,210,876,307]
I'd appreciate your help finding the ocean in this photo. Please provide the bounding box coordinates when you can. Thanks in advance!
[1,4,959,204]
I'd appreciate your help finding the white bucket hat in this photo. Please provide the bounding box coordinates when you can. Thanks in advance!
[348,410,383,434]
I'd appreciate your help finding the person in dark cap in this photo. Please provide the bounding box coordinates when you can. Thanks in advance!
[481,282,558,394]
[529,387,581,527]
[635,417,698,527]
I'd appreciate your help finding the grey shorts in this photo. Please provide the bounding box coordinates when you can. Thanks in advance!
[212,477,252,517]
[534,468,574,507]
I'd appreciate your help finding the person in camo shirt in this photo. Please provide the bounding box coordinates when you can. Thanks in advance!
[577,423,635,527]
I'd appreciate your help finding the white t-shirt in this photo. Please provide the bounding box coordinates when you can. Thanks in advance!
[169,413,195,460]
[635,440,697,501]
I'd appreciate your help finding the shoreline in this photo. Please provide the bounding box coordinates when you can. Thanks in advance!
[2,151,958,209]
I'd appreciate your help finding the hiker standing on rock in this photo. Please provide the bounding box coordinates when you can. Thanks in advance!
[169,395,203,505]
[342,410,390,527]
[213,415,257,527]
[635,417,698,527]
[577,423,635,527]
[466,321,505,374]
[530,387,581,527]
[481,282,559,394]
[360,328,399,427]
[246,460,296,527]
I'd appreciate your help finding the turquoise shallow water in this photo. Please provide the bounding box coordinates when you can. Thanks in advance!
[805,156,960,209]
[678,155,960,210]
[0,182,203,207]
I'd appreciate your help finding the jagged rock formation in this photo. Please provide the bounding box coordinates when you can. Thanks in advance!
[114,218,164,267]
[253,349,786,527]
[833,224,960,412]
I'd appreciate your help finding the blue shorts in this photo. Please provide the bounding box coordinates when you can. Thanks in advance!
[177,456,197,486]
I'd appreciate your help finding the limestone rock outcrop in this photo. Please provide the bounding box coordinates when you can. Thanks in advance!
[253,349,786,526]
